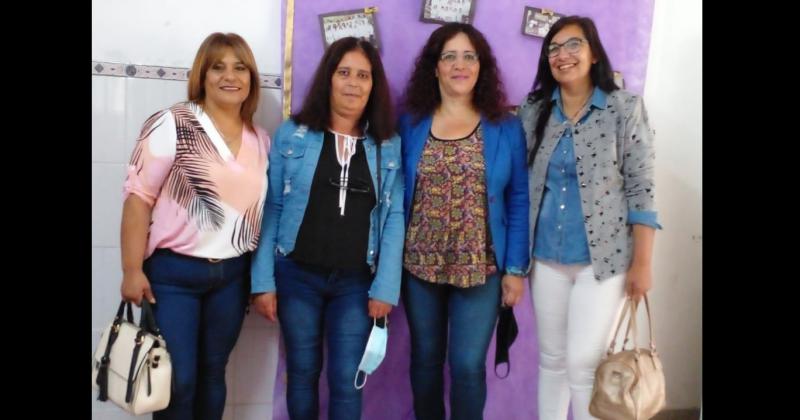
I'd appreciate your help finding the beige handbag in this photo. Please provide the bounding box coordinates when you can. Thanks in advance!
[589,295,665,420]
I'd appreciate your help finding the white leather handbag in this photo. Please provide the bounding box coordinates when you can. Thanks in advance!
[92,300,172,415]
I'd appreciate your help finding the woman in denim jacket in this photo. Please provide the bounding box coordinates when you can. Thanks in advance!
[250,37,404,420]
[518,16,661,420]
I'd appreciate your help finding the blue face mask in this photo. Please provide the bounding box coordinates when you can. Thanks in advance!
[354,317,388,389]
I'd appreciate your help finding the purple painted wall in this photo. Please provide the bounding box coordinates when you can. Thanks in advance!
[287,0,654,112]
[273,1,654,419]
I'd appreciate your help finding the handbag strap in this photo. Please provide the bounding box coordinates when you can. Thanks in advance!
[96,300,132,401]
[606,294,658,356]
[114,300,135,323]
[125,330,147,403]
[640,294,657,352]
[126,301,134,323]
[139,299,162,337]
[124,301,163,403]
[607,298,633,355]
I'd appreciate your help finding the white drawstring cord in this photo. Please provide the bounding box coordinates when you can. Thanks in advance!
[330,130,363,216]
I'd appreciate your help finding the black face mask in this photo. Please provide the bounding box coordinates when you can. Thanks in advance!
[494,306,519,378]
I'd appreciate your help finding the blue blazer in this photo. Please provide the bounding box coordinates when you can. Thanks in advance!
[397,113,530,275]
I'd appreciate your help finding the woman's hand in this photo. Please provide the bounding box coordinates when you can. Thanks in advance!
[501,274,525,307]
[625,263,652,302]
[252,292,278,322]
[121,268,155,306]
[368,299,393,318]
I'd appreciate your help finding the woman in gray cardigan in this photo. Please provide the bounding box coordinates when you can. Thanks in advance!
[517,16,661,420]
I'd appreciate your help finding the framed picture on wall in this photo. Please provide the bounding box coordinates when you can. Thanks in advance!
[613,71,625,89]
[420,0,476,25]
[521,6,564,38]
[319,7,380,51]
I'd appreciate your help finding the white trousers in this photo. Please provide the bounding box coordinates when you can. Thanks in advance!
[531,260,627,420]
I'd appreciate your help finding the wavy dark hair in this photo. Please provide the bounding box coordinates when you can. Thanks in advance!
[292,37,394,142]
[526,16,618,165]
[403,23,508,122]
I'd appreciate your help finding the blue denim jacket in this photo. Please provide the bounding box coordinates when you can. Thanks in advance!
[398,113,530,276]
[251,119,405,305]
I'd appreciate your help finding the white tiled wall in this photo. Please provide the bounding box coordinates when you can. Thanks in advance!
[91,74,282,419]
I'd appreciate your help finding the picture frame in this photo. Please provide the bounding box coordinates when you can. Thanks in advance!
[319,7,381,50]
[613,71,625,89]
[521,6,564,38]
[420,0,476,25]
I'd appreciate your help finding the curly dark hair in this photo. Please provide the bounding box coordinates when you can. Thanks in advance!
[292,37,394,142]
[402,23,508,122]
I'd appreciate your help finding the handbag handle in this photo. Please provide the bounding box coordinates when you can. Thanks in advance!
[113,299,162,336]
[139,299,162,337]
[115,300,135,325]
[607,298,634,355]
[638,295,656,352]
[606,294,658,356]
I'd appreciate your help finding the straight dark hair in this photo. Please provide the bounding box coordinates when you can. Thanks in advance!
[292,37,394,142]
[526,16,618,165]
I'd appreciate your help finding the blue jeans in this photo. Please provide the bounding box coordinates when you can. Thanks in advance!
[403,272,501,420]
[144,249,250,420]
[275,254,373,420]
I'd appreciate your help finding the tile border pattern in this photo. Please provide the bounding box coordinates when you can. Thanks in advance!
[92,61,282,90]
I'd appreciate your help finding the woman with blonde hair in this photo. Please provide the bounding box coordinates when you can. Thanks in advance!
[119,32,270,420]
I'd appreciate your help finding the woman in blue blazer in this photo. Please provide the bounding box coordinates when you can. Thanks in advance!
[397,23,530,420]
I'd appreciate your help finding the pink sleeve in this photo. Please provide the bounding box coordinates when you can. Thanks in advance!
[255,125,271,155]
[122,110,177,207]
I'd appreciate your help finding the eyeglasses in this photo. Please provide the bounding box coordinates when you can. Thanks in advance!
[547,37,586,58]
[439,51,479,65]
[328,177,371,194]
